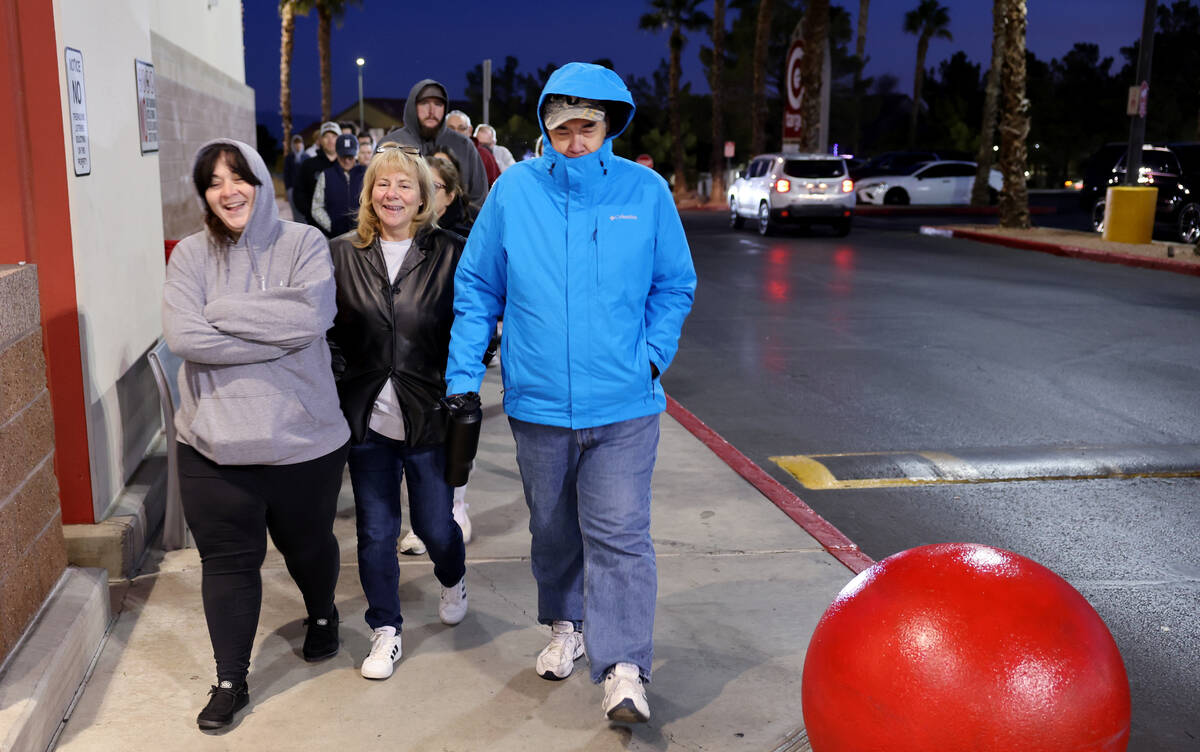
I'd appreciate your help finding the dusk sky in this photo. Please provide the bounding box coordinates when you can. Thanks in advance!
[244,1,1147,138]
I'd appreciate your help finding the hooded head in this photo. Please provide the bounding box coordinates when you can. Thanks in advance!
[536,62,634,158]
[403,79,449,141]
[191,139,279,247]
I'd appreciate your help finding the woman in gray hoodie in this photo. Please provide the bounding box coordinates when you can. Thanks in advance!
[163,139,351,730]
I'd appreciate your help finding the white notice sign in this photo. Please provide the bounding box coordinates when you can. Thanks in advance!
[135,59,158,153]
[64,47,90,176]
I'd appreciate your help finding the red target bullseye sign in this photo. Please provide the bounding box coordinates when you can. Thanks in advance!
[784,39,805,141]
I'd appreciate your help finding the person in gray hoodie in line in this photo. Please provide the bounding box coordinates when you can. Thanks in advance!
[380,79,489,210]
[163,138,351,732]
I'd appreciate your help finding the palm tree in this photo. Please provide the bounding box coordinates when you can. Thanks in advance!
[970,0,1005,206]
[314,0,360,123]
[997,0,1029,228]
[279,1,297,148]
[750,0,774,155]
[851,0,870,153]
[706,0,728,207]
[903,0,952,148]
[640,0,712,196]
[800,0,830,152]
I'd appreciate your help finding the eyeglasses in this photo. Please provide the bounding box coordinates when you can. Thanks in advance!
[375,143,421,155]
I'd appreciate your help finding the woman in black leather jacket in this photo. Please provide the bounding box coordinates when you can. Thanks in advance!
[326,144,467,682]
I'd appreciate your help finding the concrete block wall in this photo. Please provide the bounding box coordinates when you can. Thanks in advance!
[152,32,256,242]
[0,265,67,665]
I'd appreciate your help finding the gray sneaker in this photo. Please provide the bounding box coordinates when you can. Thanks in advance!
[535,620,584,680]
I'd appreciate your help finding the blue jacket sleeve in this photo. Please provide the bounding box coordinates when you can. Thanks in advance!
[644,181,697,374]
[445,187,507,395]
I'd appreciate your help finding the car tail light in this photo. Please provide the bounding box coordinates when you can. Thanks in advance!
[774,178,791,193]
[841,179,854,193]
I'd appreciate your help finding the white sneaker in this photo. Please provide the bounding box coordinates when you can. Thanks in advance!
[603,662,650,723]
[360,627,401,679]
[452,489,472,544]
[439,577,468,625]
[399,530,426,556]
[535,621,584,680]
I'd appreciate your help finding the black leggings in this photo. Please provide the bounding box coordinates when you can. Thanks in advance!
[178,441,349,684]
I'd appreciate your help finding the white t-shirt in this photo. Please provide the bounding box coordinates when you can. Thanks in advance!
[368,238,414,441]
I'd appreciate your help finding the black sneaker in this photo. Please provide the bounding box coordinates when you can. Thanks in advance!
[302,605,339,661]
[197,680,248,730]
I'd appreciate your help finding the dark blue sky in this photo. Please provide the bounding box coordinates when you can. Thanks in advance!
[245,1,1145,137]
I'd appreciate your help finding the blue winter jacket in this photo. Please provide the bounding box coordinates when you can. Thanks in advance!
[445,62,697,429]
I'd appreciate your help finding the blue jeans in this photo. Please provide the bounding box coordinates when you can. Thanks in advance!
[508,413,660,683]
[348,430,465,631]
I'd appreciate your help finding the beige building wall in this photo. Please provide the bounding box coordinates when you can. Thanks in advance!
[52,0,167,522]
[50,0,252,521]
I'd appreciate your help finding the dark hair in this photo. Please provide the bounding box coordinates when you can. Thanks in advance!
[426,155,463,199]
[193,144,261,243]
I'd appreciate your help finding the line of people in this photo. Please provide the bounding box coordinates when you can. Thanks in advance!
[163,63,696,733]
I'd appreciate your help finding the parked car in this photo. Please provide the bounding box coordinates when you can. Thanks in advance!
[728,152,855,236]
[849,150,970,181]
[856,160,1002,206]
[1088,144,1200,243]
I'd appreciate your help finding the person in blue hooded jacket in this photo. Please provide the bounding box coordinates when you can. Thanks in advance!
[444,62,696,724]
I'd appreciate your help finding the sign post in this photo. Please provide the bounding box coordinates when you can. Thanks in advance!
[783,38,805,151]
[135,59,158,154]
[64,47,90,176]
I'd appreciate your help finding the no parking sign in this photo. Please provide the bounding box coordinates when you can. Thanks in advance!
[783,38,805,141]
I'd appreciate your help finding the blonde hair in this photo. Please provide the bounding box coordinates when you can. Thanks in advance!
[353,143,437,248]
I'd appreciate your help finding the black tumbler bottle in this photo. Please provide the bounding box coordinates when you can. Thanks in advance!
[443,393,482,486]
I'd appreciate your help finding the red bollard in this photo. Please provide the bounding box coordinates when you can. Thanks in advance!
[801,543,1130,751]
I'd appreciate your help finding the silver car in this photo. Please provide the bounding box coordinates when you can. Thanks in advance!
[729,152,855,236]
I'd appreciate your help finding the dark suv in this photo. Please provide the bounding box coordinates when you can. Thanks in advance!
[1088,143,1200,243]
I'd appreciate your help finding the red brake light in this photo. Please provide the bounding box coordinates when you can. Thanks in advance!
[842,179,854,193]
[774,178,791,193]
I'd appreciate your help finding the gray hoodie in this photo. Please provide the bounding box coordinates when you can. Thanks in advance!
[380,79,489,210]
[163,138,350,466]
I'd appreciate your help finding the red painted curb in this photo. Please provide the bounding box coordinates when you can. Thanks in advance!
[940,227,1200,278]
[664,395,874,574]
[857,205,1055,217]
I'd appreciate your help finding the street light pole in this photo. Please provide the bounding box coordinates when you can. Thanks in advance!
[356,57,365,135]
[1124,0,1157,185]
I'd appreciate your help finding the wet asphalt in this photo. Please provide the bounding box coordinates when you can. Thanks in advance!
[664,207,1200,749]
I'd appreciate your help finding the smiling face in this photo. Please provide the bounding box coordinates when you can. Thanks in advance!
[371,168,421,241]
[548,118,606,158]
[205,153,256,237]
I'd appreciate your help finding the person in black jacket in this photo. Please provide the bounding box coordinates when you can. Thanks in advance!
[326,144,468,682]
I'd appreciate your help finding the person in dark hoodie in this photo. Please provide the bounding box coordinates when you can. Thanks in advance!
[444,62,696,724]
[379,79,489,210]
[163,139,351,731]
[326,144,469,682]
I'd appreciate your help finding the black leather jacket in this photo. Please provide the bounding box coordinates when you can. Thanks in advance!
[327,225,466,446]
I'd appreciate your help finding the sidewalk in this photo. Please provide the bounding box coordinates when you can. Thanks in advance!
[921,223,1200,276]
[53,371,856,751]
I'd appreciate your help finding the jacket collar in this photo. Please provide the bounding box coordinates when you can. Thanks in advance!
[363,227,432,285]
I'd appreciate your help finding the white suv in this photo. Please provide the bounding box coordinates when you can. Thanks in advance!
[729,152,855,236]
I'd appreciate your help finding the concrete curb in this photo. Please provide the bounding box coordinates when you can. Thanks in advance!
[0,567,110,752]
[857,205,1055,217]
[665,395,874,574]
[920,226,1200,278]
